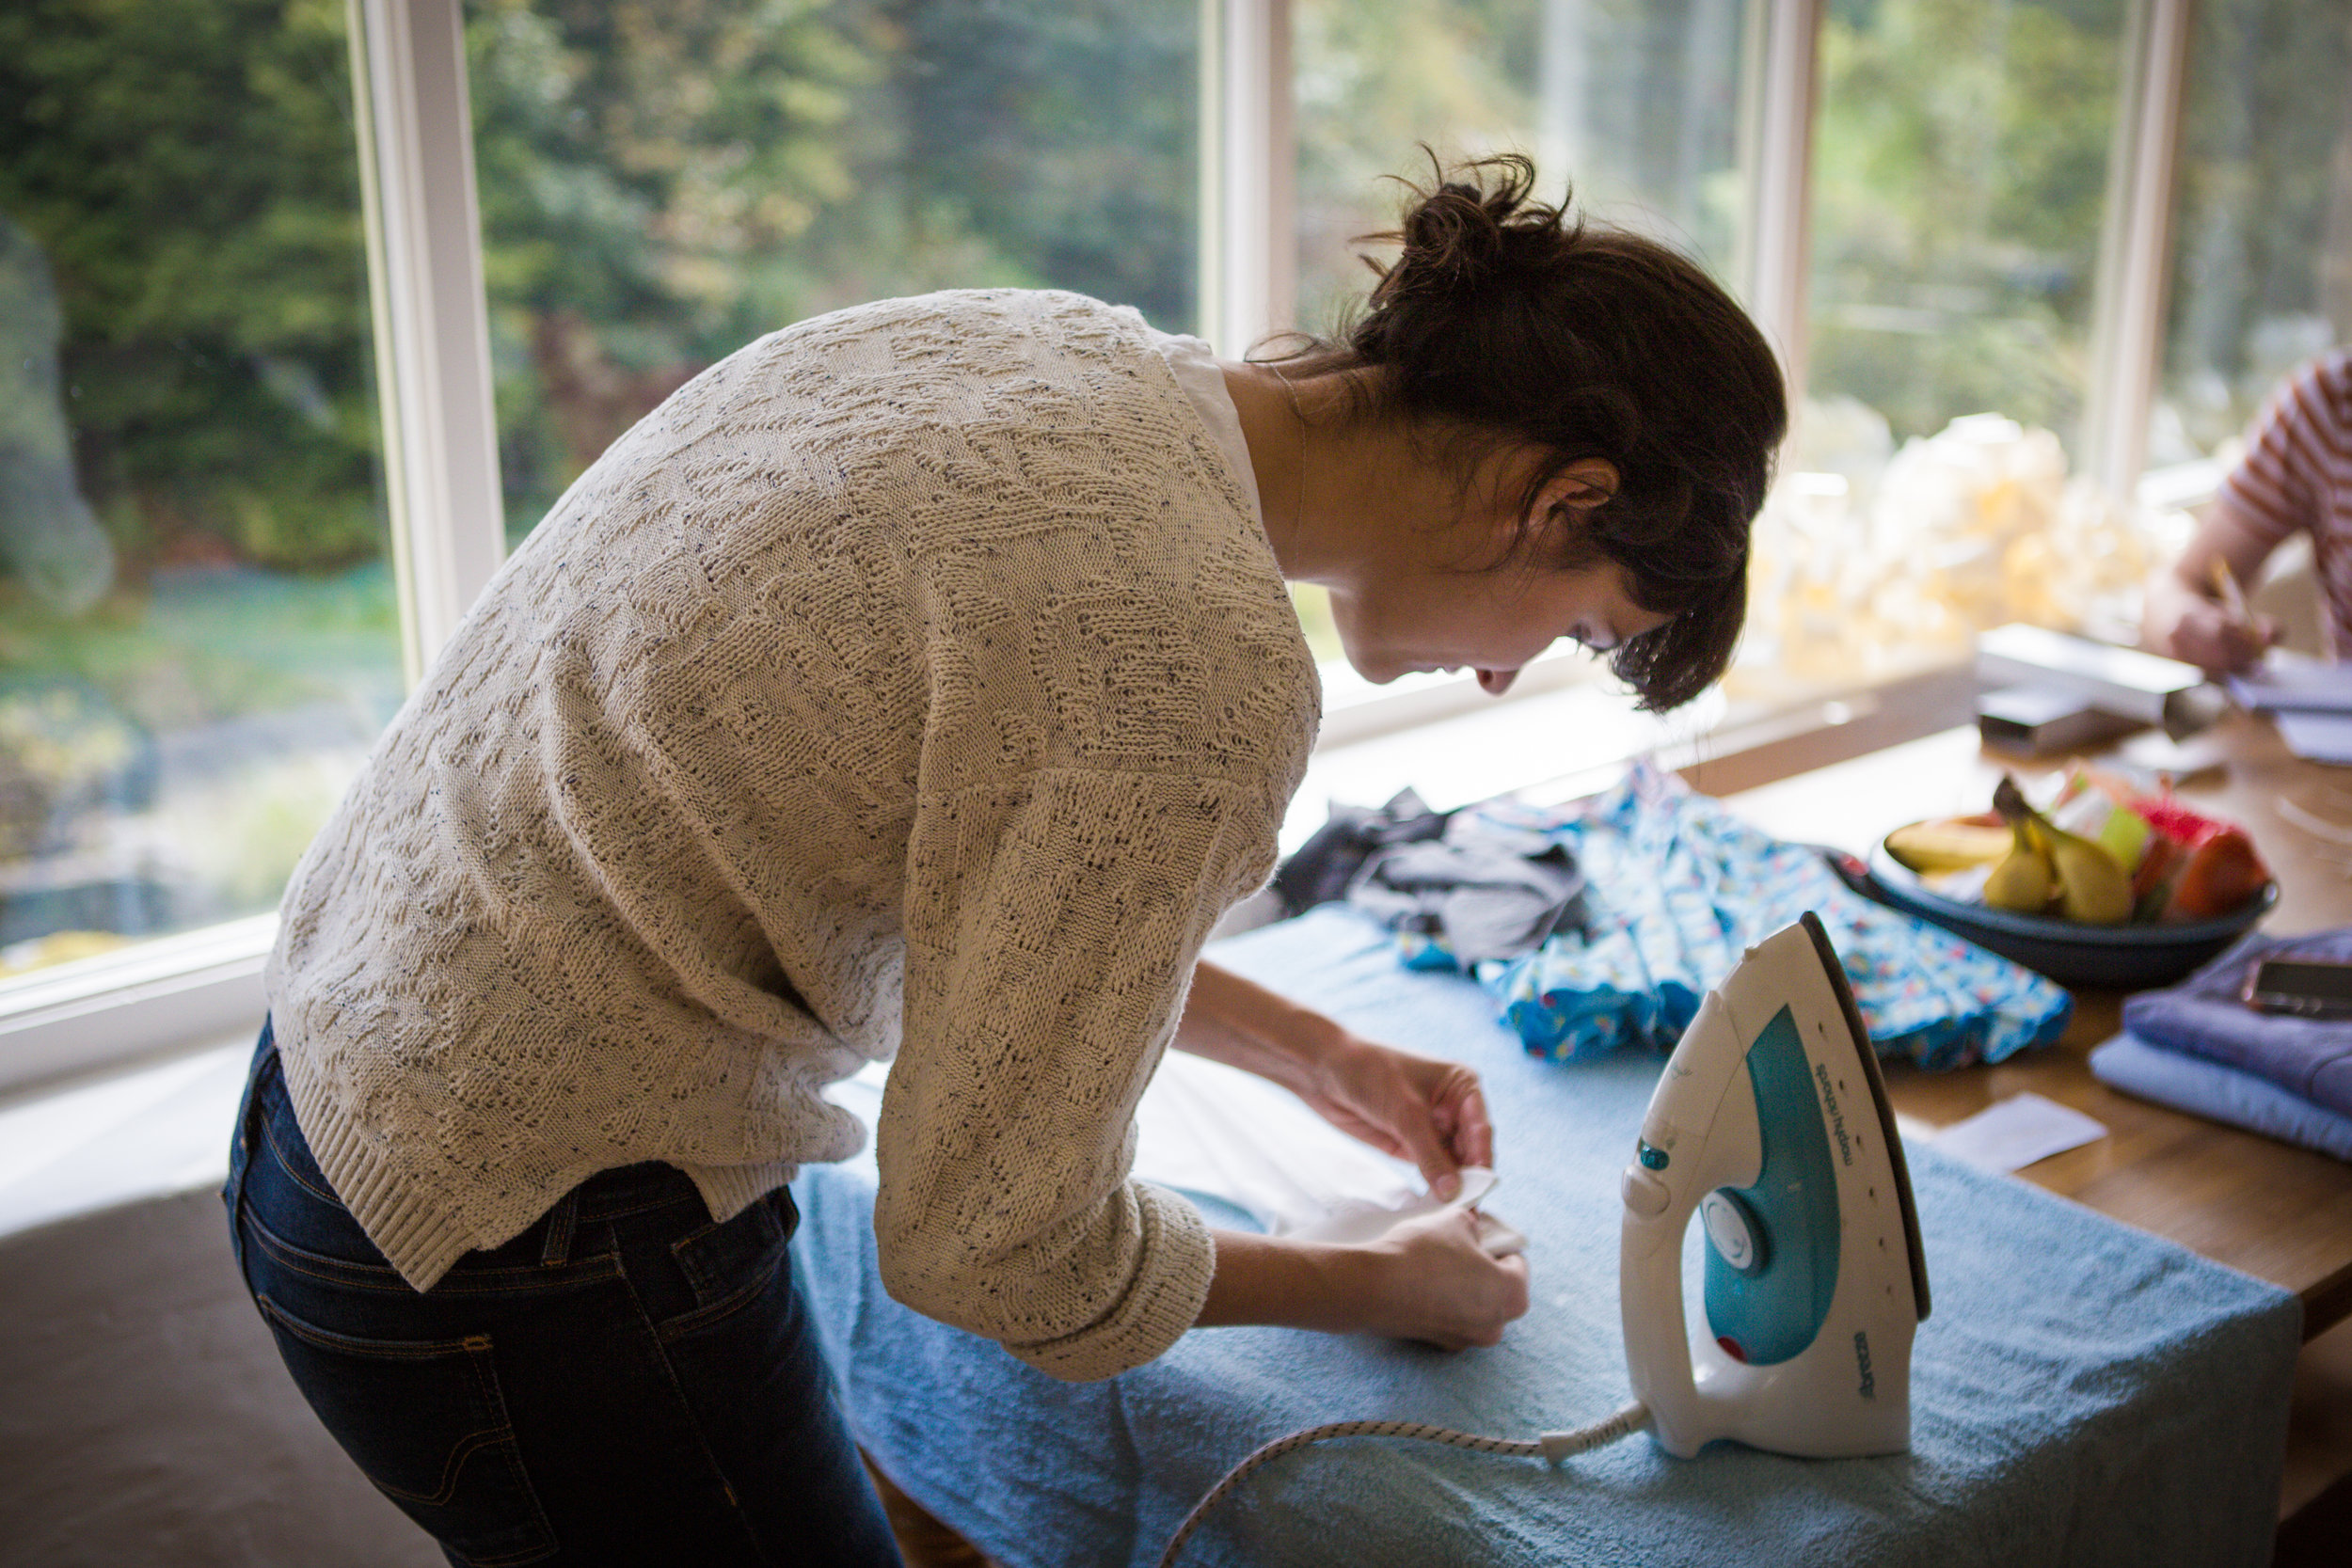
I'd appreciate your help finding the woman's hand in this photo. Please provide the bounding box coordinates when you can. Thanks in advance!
[1357,1207,1531,1348]
[1177,960,1526,1349]
[2142,510,2285,676]
[1176,959,1493,1196]
[2144,569,2276,675]
[1197,1216,1531,1349]
[1293,1034,1493,1200]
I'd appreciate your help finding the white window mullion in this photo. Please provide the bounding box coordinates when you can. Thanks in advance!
[2082,0,2193,506]
[1200,0,1296,356]
[1740,0,1822,418]
[349,0,505,683]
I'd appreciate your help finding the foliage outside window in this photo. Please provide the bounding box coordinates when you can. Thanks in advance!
[2152,0,2352,468]
[0,0,402,974]
[466,0,1201,546]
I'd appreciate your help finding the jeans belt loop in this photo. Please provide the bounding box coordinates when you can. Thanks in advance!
[540,1187,580,1267]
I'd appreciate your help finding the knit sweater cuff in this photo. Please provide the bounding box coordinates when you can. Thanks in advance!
[1005,1182,1215,1383]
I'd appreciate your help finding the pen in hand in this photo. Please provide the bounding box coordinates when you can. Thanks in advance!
[2205,557,2273,672]
[2208,556,2253,630]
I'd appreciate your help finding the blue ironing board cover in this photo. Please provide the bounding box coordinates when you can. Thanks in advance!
[794,907,2298,1568]
[1460,763,2071,1069]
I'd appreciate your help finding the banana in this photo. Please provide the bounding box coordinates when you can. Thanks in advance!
[1885,817,2013,873]
[2047,826,2134,925]
[1991,774,2132,925]
[1983,819,2055,912]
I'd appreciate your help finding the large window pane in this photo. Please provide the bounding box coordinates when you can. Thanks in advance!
[1293,0,1751,340]
[0,0,400,972]
[1757,0,2138,688]
[1808,0,2126,454]
[466,0,1201,546]
[2152,0,2352,469]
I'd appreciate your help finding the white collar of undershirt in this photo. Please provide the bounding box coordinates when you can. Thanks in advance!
[1146,327,1265,533]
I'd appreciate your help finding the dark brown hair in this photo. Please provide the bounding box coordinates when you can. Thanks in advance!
[1272,153,1787,712]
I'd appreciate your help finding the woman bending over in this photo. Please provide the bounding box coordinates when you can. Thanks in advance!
[225,154,1786,1566]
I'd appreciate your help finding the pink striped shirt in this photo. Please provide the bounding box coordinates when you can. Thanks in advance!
[2215,348,2352,658]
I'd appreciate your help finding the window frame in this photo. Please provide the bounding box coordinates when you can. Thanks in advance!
[0,0,2218,1097]
[349,0,506,688]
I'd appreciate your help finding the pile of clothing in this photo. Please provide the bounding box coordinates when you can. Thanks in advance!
[2090,931,2352,1161]
[1284,761,2074,1070]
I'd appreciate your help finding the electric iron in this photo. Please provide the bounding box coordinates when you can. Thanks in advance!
[1158,912,1931,1564]
[1620,910,1931,1458]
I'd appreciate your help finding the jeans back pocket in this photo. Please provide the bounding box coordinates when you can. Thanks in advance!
[255,1296,557,1567]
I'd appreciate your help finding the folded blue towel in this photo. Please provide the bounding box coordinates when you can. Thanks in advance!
[1462,764,2073,1070]
[2120,929,2352,1117]
[2090,1031,2352,1161]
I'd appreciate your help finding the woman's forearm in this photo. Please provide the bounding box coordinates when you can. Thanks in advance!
[1173,958,1344,1096]
[1197,1218,1531,1350]
[2171,502,2283,594]
[1174,957,1497,1188]
[1194,1228,1371,1331]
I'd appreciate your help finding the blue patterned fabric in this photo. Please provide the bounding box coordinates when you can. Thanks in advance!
[1432,763,2072,1070]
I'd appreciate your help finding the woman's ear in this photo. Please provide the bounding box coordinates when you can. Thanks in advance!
[1532,458,1619,527]
[1511,458,1619,559]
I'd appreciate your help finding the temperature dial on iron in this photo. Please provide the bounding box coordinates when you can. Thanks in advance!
[1700,1189,1770,1276]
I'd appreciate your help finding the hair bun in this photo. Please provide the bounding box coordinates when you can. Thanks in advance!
[1379,154,1567,302]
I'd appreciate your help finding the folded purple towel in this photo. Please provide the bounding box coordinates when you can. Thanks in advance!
[2121,928,2352,1117]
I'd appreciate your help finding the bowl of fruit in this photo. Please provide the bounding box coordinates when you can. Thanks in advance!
[1866,768,2277,990]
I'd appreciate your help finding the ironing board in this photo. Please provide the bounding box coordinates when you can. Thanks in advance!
[790,907,2300,1568]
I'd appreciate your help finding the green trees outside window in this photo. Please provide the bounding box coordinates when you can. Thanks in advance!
[467,0,1200,544]
[0,0,400,965]
[2156,0,2352,464]
[1809,0,2126,453]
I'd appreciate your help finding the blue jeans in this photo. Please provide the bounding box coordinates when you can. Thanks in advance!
[223,1022,903,1567]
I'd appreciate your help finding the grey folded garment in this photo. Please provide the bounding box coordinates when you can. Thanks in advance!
[1345,816,1588,966]
[1271,787,1451,917]
[2120,928,2352,1117]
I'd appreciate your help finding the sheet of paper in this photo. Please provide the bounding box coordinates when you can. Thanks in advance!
[2110,726,2232,783]
[2228,652,2352,715]
[1286,1165,1505,1247]
[830,1050,1461,1240]
[1931,1091,2106,1174]
[2275,709,2352,765]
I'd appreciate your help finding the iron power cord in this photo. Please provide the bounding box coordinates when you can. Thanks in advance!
[1155,1400,1652,1567]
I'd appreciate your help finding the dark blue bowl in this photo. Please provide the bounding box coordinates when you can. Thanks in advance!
[1858,838,2278,992]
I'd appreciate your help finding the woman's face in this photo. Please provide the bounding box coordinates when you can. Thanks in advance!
[1327,555,1670,695]
[1323,451,1673,696]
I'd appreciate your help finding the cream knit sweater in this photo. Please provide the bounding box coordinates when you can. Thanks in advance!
[266,289,1319,1382]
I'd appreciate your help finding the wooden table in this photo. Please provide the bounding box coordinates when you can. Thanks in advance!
[1716,709,2352,1337]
